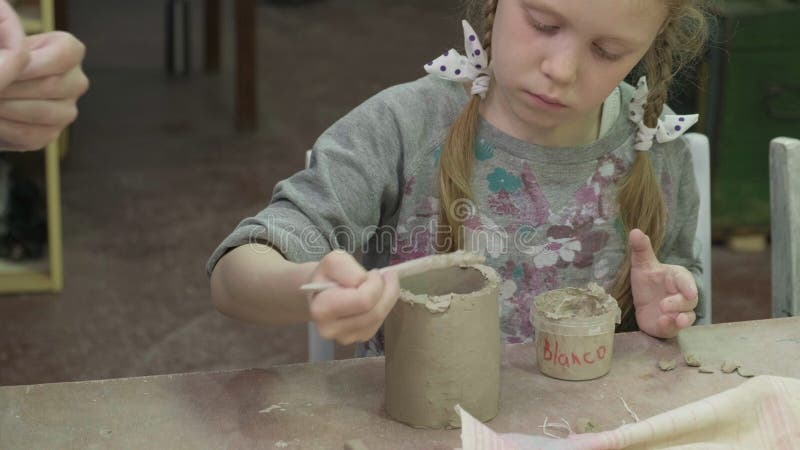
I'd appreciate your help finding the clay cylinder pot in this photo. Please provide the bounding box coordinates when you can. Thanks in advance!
[384,264,500,429]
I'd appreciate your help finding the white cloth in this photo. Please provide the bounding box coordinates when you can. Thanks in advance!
[458,375,800,449]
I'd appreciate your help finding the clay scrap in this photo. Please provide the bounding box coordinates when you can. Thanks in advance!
[658,358,677,371]
[721,360,740,374]
[684,352,702,367]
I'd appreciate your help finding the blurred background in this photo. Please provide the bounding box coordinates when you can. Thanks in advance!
[0,0,796,386]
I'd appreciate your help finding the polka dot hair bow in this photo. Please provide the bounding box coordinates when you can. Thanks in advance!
[424,20,490,98]
[629,76,699,151]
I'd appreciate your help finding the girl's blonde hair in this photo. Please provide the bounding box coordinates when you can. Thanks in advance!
[439,0,710,330]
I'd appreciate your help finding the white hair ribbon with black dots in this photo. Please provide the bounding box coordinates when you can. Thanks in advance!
[629,76,699,151]
[424,20,490,98]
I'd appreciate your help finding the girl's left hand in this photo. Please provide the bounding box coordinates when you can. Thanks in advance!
[629,228,698,339]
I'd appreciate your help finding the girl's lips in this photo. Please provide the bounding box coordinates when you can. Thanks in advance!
[526,91,566,109]
[523,90,567,111]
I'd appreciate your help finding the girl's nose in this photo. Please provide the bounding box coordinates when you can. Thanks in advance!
[540,44,579,86]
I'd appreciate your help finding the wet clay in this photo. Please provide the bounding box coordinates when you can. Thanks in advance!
[658,358,677,371]
[535,283,618,320]
[684,353,702,367]
[384,265,500,429]
[531,283,621,381]
[721,360,740,374]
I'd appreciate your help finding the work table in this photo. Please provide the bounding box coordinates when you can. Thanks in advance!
[1,317,798,449]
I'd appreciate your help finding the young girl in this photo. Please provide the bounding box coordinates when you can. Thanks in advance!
[208,0,710,356]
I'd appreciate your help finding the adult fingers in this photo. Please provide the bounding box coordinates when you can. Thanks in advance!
[0,66,89,100]
[0,98,77,126]
[18,31,85,81]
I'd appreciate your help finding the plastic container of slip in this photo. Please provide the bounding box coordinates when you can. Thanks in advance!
[530,283,622,381]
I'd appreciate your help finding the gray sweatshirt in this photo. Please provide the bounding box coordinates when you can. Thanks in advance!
[207,74,703,355]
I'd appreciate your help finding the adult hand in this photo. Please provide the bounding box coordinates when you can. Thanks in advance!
[0,30,88,151]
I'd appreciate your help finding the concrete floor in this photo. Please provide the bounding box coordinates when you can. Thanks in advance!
[0,0,772,386]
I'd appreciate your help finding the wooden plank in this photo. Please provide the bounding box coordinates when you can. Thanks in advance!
[235,0,257,131]
[678,317,800,373]
[770,137,800,317]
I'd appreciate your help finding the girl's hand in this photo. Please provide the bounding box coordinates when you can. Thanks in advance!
[307,250,400,345]
[629,229,698,339]
[0,31,88,151]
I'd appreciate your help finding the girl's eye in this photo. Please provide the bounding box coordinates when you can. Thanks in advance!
[528,15,559,34]
[593,43,621,61]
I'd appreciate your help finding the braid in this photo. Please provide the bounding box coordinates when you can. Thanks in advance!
[642,37,674,129]
[483,0,497,59]
[436,0,499,253]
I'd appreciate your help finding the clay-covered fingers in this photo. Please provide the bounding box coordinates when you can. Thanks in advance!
[656,313,680,338]
[660,265,698,311]
[656,303,697,337]
[659,292,697,315]
[310,250,366,289]
[674,310,696,329]
[674,266,698,302]
[310,268,382,322]
[340,270,400,344]
[317,271,400,345]
[665,265,697,300]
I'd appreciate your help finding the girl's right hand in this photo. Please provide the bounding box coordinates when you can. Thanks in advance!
[307,250,400,345]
